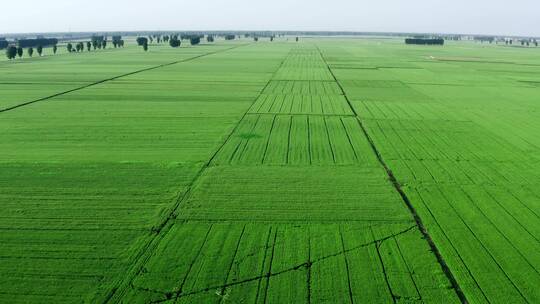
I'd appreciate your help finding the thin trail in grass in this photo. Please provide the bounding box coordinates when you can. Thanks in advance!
[315,44,469,304]
[0,44,247,113]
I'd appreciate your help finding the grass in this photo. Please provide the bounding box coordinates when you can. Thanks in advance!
[1,37,539,303]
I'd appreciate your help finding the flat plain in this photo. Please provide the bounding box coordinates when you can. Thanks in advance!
[1,37,539,303]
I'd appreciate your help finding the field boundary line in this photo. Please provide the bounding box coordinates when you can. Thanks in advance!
[261,115,277,164]
[306,227,312,304]
[103,46,290,304]
[254,227,274,303]
[0,44,248,113]
[339,226,355,304]
[316,45,469,304]
[218,225,246,303]
[371,226,396,303]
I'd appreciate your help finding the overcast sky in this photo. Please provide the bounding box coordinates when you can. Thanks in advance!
[2,0,539,36]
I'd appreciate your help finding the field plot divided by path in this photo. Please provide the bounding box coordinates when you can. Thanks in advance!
[321,39,540,303]
[0,42,290,303]
[0,43,239,111]
[116,44,461,304]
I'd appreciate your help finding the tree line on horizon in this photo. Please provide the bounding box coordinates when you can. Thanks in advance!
[5,32,296,58]
[5,35,125,59]
[135,33,216,51]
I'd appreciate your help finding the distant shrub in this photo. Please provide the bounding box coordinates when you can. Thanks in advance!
[5,46,17,59]
[136,37,148,46]
[190,37,201,45]
[169,37,181,48]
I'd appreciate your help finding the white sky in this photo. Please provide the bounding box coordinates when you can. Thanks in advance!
[2,0,539,36]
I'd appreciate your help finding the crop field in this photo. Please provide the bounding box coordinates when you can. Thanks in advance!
[0,37,539,303]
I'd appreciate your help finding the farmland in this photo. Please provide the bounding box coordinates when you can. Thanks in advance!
[1,37,539,304]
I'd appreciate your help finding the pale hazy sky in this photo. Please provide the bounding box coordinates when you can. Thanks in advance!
[2,0,539,36]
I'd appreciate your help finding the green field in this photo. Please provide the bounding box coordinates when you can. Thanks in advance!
[1,37,540,303]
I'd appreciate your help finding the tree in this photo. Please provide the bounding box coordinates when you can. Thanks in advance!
[91,35,104,49]
[102,40,107,49]
[112,35,122,47]
[28,47,34,57]
[37,45,43,56]
[207,35,214,42]
[254,37,259,42]
[149,36,154,43]
[6,46,17,60]
[143,42,148,51]
[169,37,181,47]
[87,41,91,51]
[67,43,73,53]
[270,36,274,42]
[53,44,58,54]
[136,37,148,46]
[17,47,23,58]
[296,37,299,42]
[190,37,201,45]
[119,40,125,47]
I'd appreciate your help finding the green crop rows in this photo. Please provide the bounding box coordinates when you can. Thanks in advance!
[1,38,539,303]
